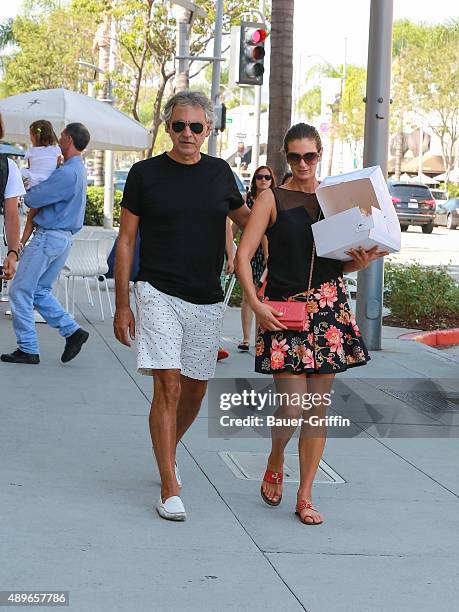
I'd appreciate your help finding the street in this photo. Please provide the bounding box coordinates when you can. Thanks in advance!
[388,225,459,281]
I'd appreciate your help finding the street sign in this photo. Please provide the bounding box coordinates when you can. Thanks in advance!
[226,117,233,124]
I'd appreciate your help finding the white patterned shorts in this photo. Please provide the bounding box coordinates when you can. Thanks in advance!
[134,281,224,380]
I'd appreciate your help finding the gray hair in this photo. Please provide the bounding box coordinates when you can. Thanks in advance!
[162,91,214,128]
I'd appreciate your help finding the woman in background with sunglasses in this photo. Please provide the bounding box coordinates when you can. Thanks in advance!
[235,123,387,525]
[236,166,276,352]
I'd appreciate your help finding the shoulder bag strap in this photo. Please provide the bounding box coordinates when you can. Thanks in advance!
[306,208,322,302]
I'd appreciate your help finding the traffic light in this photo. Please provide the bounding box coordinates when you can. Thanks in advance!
[230,21,267,86]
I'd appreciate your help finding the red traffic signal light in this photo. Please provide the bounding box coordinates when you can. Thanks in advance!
[238,21,267,86]
[246,28,267,45]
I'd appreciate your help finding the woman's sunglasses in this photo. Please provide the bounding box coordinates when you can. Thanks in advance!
[286,152,320,165]
[171,121,205,134]
[255,174,272,181]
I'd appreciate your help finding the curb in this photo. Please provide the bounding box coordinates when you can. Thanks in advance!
[399,328,459,347]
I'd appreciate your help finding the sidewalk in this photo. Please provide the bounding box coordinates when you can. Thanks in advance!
[0,287,458,612]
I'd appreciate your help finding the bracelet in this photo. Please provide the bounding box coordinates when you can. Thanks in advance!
[7,249,20,261]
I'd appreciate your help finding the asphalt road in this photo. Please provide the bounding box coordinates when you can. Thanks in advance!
[388,225,459,282]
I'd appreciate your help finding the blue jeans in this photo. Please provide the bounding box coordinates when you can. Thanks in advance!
[9,229,79,354]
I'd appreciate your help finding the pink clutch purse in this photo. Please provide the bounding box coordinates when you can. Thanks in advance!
[264,300,308,331]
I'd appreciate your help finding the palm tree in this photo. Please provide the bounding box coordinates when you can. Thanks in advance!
[266,0,294,182]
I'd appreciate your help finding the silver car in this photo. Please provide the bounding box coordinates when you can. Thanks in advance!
[434,198,459,230]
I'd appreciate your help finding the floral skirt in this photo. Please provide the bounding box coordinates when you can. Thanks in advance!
[255,277,370,375]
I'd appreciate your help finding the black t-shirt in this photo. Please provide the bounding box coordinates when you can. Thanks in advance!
[121,152,243,304]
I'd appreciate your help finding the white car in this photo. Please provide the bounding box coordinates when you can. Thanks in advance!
[431,188,448,211]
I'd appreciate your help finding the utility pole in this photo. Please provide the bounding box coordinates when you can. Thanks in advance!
[103,18,116,230]
[174,4,191,91]
[355,0,394,350]
[338,37,347,173]
[207,0,224,157]
[93,15,111,187]
[252,0,265,171]
[417,123,424,181]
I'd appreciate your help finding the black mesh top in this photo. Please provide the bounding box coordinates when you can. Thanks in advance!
[265,187,344,300]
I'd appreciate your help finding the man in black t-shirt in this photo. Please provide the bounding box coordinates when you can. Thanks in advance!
[114,91,250,521]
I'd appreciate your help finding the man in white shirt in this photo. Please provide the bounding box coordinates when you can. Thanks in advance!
[1,114,23,280]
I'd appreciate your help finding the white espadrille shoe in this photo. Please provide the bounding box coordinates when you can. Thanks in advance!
[156,495,186,521]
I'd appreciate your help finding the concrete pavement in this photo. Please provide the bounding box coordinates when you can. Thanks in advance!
[1,285,458,612]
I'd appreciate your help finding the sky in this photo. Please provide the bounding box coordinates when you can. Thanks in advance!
[294,0,458,70]
[0,0,22,20]
[1,1,457,45]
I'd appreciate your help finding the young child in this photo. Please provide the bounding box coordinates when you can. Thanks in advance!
[20,120,62,246]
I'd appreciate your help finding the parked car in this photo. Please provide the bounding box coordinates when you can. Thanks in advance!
[434,198,459,230]
[87,169,129,192]
[430,188,448,210]
[387,181,436,233]
[232,171,247,198]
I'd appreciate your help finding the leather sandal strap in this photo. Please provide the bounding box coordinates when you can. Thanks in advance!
[296,499,315,513]
[263,469,283,484]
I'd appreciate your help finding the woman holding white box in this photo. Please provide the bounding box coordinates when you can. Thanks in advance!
[235,123,388,525]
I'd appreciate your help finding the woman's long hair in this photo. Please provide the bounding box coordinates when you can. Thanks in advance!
[249,165,277,198]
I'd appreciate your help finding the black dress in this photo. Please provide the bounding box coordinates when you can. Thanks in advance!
[255,187,370,375]
[247,193,265,286]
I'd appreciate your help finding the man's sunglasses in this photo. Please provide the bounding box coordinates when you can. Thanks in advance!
[171,121,205,134]
[286,152,320,165]
[255,174,272,181]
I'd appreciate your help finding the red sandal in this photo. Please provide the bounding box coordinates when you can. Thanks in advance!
[295,499,323,525]
[260,469,283,506]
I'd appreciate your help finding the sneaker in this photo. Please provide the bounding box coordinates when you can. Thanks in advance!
[1,349,40,364]
[175,461,182,489]
[156,495,186,521]
[61,328,89,363]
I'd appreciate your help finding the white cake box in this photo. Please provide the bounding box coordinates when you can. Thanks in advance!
[311,165,401,261]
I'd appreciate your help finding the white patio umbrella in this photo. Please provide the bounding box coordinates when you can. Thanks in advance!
[399,172,412,181]
[0,88,150,151]
[398,172,439,185]
[417,173,440,185]
[433,168,459,183]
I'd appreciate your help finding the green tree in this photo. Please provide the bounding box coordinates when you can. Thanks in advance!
[2,4,96,95]
[296,85,321,122]
[414,25,459,185]
[390,20,426,179]
[102,0,261,152]
[390,19,459,183]
[338,64,366,144]
[296,62,365,174]
[1,0,261,156]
